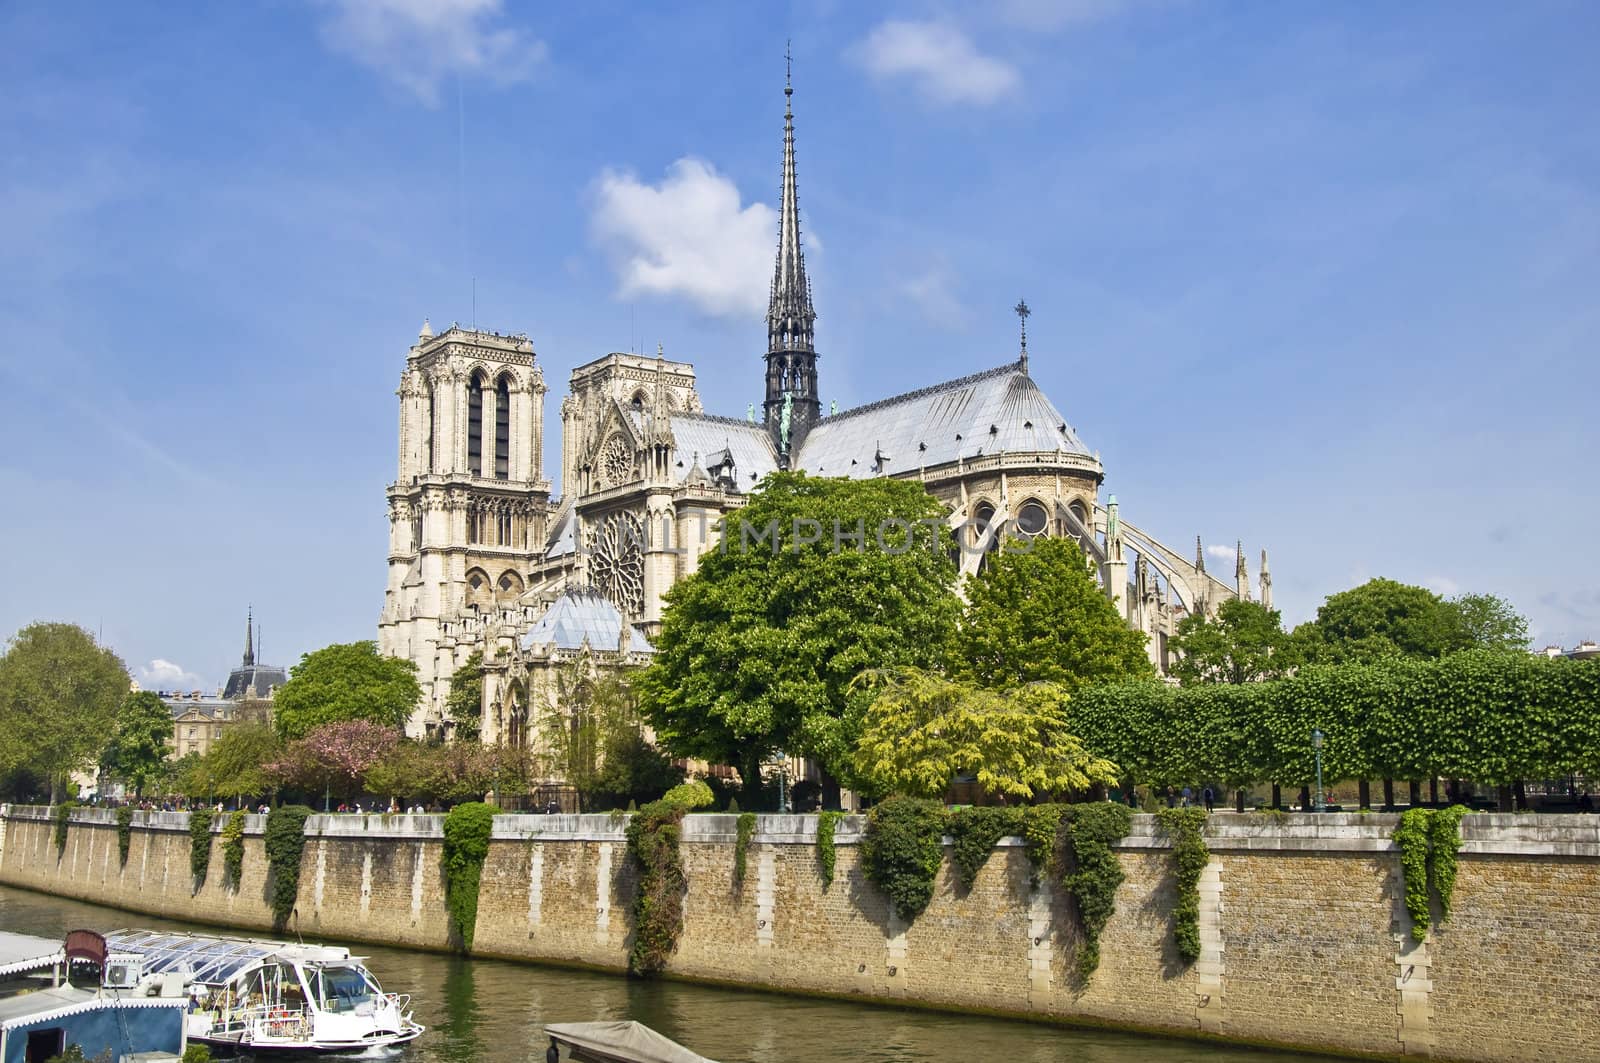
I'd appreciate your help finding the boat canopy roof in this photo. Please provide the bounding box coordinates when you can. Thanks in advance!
[544,1021,719,1063]
[104,930,354,985]
[0,931,62,979]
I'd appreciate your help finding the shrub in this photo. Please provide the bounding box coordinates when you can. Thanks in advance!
[52,801,76,857]
[1154,806,1208,964]
[816,811,843,888]
[115,805,135,866]
[182,1045,215,1063]
[189,807,215,889]
[1061,802,1134,979]
[661,779,714,810]
[264,805,312,931]
[733,811,756,889]
[442,802,496,952]
[948,806,1024,891]
[860,796,948,922]
[221,810,247,891]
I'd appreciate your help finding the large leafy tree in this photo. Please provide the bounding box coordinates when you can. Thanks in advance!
[0,622,130,803]
[444,652,483,743]
[1294,578,1457,664]
[1443,593,1530,653]
[100,690,177,798]
[272,641,420,740]
[852,668,1119,800]
[638,471,961,795]
[1170,599,1300,685]
[267,719,401,804]
[547,665,681,809]
[204,724,282,802]
[957,536,1152,691]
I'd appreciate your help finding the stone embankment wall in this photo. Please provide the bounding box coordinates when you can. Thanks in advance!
[2,805,1597,1063]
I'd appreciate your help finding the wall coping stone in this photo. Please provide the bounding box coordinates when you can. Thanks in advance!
[8,805,1600,857]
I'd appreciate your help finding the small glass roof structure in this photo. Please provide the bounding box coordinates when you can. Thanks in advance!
[104,930,277,985]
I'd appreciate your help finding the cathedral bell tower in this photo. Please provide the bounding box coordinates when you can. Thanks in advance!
[763,55,820,462]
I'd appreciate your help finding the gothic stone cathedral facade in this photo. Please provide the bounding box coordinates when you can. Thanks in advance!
[378,76,1272,743]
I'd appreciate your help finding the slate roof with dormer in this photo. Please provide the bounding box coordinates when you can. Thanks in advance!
[790,360,1090,480]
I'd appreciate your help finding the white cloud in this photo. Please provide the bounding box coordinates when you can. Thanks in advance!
[590,158,777,319]
[138,659,208,693]
[852,21,1020,106]
[1206,543,1236,562]
[313,0,545,106]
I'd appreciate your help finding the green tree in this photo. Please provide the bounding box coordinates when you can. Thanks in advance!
[1170,599,1300,685]
[958,537,1151,692]
[100,690,176,798]
[1443,592,1530,653]
[272,641,420,740]
[638,472,961,796]
[852,668,1119,800]
[546,665,680,809]
[1294,578,1456,664]
[0,622,130,803]
[444,652,483,743]
[204,724,282,803]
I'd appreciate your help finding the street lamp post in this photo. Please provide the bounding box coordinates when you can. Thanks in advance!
[772,752,791,814]
[1311,729,1326,813]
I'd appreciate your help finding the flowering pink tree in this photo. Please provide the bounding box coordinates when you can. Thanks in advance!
[267,719,400,804]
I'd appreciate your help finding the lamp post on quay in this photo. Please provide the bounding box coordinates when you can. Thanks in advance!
[1311,729,1326,813]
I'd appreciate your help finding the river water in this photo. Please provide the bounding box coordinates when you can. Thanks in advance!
[0,885,1325,1063]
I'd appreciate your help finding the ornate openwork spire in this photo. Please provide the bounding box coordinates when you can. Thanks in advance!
[764,44,820,450]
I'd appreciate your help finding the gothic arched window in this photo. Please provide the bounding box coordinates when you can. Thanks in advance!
[495,374,511,479]
[467,373,485,476]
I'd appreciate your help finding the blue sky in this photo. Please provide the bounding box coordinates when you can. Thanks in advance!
[2,0,1596,690]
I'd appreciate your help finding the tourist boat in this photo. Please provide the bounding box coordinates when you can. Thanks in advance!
[104,929,424,1054]
[543,1020,719,1063]
[0,929,189,1062]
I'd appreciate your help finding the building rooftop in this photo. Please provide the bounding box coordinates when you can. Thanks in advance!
[523,589,655,654]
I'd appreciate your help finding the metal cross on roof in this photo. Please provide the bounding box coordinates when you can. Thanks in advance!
[1014,299,1031,370]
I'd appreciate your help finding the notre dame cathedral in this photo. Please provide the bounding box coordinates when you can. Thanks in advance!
[377,73,1270,745]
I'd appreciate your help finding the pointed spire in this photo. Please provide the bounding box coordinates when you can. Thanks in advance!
[1259,548,1273,610]
[419,318,433,341]
[243,606,255,667]
[1235,541,1252,602]
[768,43,815,358]
[1014,299,1030,374]
[1195,535,1206,574]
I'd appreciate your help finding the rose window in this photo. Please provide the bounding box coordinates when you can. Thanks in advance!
[601,438,632,487]
[587,511,646,618]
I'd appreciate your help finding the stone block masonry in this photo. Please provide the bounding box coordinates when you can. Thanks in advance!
[3,805,1597,1063]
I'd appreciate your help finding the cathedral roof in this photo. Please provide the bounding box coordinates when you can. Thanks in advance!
[669,414,778,489]
[223,663,287,700]
[523,589,655,654]
[791,361,1091,479]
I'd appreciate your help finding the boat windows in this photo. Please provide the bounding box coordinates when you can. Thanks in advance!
[314,966,376,1013]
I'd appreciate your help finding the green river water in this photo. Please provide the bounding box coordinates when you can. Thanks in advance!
[0,884,1329,1063]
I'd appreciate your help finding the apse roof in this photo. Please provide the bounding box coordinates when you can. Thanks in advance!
[792,362,1091,479]
[523,589,654,654]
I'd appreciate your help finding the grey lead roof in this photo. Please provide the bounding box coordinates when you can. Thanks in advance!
[791,361,1091,479]
[523,589,655,654]
[669,415,778,488]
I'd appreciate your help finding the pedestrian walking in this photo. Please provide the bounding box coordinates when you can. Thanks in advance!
[1203,786,1215,813]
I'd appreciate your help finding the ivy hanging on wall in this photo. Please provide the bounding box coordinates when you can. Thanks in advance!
[860,796,948,922]
[264,805,312,931]
[732,812,756,890]
[221,810,247,891]
[1059,802,1135,979]
[189,807,215,890]
[442,802,496,952]
[52,801,76,857]
[115,805,134,866]
[816,811,843,888]
[949,807,1024,892]
[1395,805,1470,940]
[1020,804,1067,885]
[626,799,688,975]
[1154,807,1209,964]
